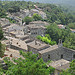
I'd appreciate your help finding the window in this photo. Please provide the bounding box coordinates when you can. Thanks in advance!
[48,55,50,59]
[73,54,75,58]
[17,42,18,44]
[35,32,37,34]
[58,72,60,75]
[61,54,63,59]
[19,45,20,47]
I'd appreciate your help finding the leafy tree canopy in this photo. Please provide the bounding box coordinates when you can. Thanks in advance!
[8,5,20,13]
[23,16,33,24]
[2,51,55,75]
[61,60,75,75]
[32,13,42,21]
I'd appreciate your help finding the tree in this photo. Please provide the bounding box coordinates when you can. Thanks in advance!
[68,22,75,29]
[0,26,5,57]
[51,14,58,22]
[46,23,62,43]
[60,60,75,75]
[8,5,20,13]
[46,23,70,43]
[37,35,56,45]
[23,16,33,24]
[3,51,55,75]
[33,13,42,21]
[0,42,5,57]
[0,7,6,18]
[69,60,75,75]
[63,33,75,50]
[0,27,3,40]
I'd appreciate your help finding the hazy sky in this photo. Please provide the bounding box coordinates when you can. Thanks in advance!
[1,0,75,6]
[22,0,75,6]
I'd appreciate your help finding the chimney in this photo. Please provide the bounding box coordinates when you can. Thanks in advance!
[58,39,63,47]
[35,40,37,45]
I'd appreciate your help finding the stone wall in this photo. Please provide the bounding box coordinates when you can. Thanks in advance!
[10,45,27,52]
[27,44,50,54]
[40,47,75,62]
[27,45,39,54]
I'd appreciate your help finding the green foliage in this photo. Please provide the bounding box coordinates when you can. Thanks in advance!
[2,51,54,75]
[0,1,75,26]
[32,13,42,21]
[46,23,75,50]
[60,60,75,75]
[60,70,71,75]
[37,34,56,45]
[69,60,75,75]
[46,23,70,43]
[0,42,5,57]
[0,27,3,40]
[63,33,75,50]
[0,7,7,18]
[0,68,3,75]
[45,34,51,40]
[23,16,33,24]
[8,5,20,13]
[0,26,5,57]
[68,22,75,29]
[6,17,16,23]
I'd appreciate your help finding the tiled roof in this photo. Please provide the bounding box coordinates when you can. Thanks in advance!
[48,59,70,71]
[10,38,28,50]
[39,45,58,54]
[27,40,49,50]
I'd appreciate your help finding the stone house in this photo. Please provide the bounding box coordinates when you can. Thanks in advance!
[29,25,46,38]
[0,18,10,28]
[27,40,75,62]
[15,35,33,43]
[3,24,23,32]
[1,40,10,48]
[39,45,75,62]
[9,38,28,51]
[27,40,50,54]
[20,9,30,19]
[23,24,46,38]
[7,13,22,25]
[30,9,39,16]
[29,21,49,26]
[30,9,47,19]
[39,11,47,19]
[23,21,49,35]
[3,24,24,37]
[9,30,24,38]
[47,59,70,75]
[16,35,29,40]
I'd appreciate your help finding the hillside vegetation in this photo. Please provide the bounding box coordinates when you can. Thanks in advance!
[0,1,75,49]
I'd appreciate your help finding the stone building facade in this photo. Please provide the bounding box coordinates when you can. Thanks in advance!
[39,46,75,62]
[27,40,50,54]
[8,38,28,52]
[29,21,49,26]
[23,25,46,38]
[27,40,75,62]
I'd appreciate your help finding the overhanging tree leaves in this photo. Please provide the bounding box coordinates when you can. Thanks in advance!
[3,51,55,75]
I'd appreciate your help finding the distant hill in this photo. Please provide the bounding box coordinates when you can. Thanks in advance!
[1,0,75,7]
[23,0,75,7]
[1,0,75,11]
